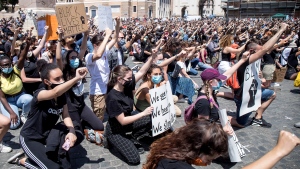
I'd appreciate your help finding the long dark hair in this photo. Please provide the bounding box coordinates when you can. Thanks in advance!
[63,50,82,81]
[143,119,228,169]
[142,64,161,82]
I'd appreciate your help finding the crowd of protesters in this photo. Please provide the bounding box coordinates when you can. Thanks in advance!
[0,11,299,168]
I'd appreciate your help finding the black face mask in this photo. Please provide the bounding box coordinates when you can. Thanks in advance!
[48,81,65,89]
[123,79,132,89]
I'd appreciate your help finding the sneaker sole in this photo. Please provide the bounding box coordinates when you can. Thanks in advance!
[7,152,24,163]
[251,123,271,128]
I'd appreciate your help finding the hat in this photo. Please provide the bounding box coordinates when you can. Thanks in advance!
[287,42,297,48]
[200,68,227,81]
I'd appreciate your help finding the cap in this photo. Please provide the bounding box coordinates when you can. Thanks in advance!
[200,68,227,81]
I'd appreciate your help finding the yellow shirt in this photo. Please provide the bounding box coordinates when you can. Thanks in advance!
[0,66,23,95]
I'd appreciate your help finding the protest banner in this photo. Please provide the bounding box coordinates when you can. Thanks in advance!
[97,5,114,31]
[37,16,46,39]
[149,82,176,136]
[218,109,246,162]
[55,3,88,37]
[45,15,58,40]
[240,60,262,116]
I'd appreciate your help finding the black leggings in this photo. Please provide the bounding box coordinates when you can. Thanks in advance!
[105,115,151,164]
[69,105,104,131]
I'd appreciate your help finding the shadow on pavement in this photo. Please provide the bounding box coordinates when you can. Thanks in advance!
[290,89,300,94]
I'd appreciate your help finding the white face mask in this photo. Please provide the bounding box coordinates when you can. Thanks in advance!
[9,37,14,41]
[27,51,33,58]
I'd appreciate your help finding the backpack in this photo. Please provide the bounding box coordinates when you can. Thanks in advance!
[184,95,219,124]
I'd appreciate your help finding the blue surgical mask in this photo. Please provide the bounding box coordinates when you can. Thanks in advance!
[70,58,79,69]
[212,80,222,90]
[151,75,162,84]
[119,39,126,46]
[1,67,13,74]
[1,40,6,43]
[231,40,235,44]
[213,39,218,43]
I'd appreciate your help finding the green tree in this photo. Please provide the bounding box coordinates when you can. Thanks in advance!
[8,0,18,13]
[0,0,8,11]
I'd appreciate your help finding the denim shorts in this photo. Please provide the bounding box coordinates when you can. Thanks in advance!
[235,88,275,125]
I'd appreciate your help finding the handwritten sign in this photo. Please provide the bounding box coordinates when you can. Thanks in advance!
[46,15,58,40]
[149,82,176,136]
[240,60,262,116]
[55,3,88,37]
[97,5,114,31]
[218,109,245,162]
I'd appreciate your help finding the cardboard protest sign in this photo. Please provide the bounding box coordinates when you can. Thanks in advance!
[46,15,58,40]
[272,67,287,82]
[240,60,261,116]
[55,3,88,37]
[97,5,114,31]
[218,109,246,162]
[149,82,176,136]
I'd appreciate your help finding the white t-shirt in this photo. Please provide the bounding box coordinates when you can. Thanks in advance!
[281,48,292,66]
[85,45,110,95]
[177,61,186,77]
[117,50,122,65]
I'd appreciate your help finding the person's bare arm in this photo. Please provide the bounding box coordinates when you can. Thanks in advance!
[223,51,250,80]
[56,26,64,71]
[91,28,112,62]
[249,23,288,64]
[106,17,120,50]
[10,27,20,56]
[242,131,300,169]
[32,26,49,57]
[78,31,89,61]
[21,68,42,83]
[116,107,152,126]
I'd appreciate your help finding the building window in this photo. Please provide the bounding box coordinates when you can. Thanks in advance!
[85,7,88,13]
[67,0,74,2]
[111,5,120,13]
[91,10,96,18]
[133,6,137,12]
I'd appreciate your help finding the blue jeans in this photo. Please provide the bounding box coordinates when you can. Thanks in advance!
[190,58,212,71]
[187,68,198,75]
[0,92,33,129]
[235,88,275,125]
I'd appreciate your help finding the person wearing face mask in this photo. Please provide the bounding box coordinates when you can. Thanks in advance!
[104,49,158,165]
[0,39,32,129]
[56,48,105,145]
[21,26,49,96]
[107,32,135,71]
[134,64,181,117]
[7,65,88,169]
[4,32,14,56]
[193,52,250,127]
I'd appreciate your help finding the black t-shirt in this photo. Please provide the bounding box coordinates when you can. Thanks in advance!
[0,43,5,52]
[194,92,219,121]
[262,51,276,64]
[234,58,250,97]
[221,52,231,62]
[66,88,85,112]
[163,53,176,73]
[23,60,41,95]
[21,85,67,140]
[106,75,136,134]
[156,159,195,169]
[287,48,298,70]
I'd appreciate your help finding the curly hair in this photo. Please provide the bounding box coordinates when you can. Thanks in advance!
[162,37,178,53]
[219,34,233,49]
[143,119,228,169]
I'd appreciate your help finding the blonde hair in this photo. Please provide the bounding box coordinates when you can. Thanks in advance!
[205,81,213,109]
[219,34,232,49]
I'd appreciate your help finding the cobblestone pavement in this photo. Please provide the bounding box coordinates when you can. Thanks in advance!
[1,58,300,169]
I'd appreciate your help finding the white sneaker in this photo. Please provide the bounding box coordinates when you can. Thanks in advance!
[271,82,280,87]
[177,98,188,103]
[0,142,12,153]
[20,115,27,124]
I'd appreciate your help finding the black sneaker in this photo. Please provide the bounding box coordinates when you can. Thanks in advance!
[251,117,272,128]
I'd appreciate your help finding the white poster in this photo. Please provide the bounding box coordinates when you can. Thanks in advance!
[240,60,261,117]
[37,20,46,36]
[218,109,245,162]
[97,5,113,31]
[149,81,176,136]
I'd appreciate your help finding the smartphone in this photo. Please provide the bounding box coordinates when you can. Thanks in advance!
[62,139,70,151]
